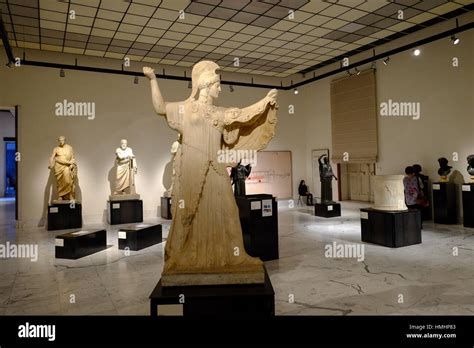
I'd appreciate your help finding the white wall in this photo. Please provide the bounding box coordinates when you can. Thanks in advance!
[0,50,305,227]
[0,111,15,197]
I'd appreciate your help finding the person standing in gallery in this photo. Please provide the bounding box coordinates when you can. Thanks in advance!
[403,166,423,229]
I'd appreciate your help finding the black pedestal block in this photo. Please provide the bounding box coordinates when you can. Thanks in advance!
[119,224,162,250]
[462,184,474,228]
[160,196,172,220]
[315,202,341,218]
[47,203,82,231]
[108,200,143,225]
[432,182,457,224]
[421,177,432,221]
[235,194,279,261]
[360,208,421,248]
[55,229,106,259]
[149,269,275,317]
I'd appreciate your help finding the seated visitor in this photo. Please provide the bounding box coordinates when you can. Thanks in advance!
[298,180,313,205]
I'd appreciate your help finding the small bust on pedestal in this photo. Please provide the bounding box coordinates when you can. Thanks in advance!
[109,139,140,201]
[437,157,452,182]
[467,155,474,182]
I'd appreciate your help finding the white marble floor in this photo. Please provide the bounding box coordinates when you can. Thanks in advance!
[0,199,472,315]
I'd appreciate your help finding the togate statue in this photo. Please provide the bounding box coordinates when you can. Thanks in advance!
[48,136,77,203]
[110,139,139,201]
[144,60,278,286]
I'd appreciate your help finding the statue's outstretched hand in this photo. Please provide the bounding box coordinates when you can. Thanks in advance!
[266,88,278,105]
[143,67,156,80]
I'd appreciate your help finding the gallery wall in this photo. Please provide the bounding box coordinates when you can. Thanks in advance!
[300,27,473,214]
[0,50,305,227]
[0,111,15,197]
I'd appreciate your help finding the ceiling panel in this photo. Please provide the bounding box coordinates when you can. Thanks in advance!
[1,0,472,77]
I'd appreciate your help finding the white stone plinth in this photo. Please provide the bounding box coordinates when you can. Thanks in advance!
[373,175,407,211]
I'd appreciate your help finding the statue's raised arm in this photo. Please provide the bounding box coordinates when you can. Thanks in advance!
[143,67,167,116]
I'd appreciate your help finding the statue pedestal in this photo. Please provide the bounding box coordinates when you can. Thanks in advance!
[432,182,457,224]
[47,202,82,231]
[55,229,106,259]
[462,184,474,228]
[360,208,421,247]
[118,224,162,251]
[315,202,341,218]
[420,177,432,221]
[149,267,274,317]
[235,194,279,261]
[160,196,172,220]
[107,199,143,225]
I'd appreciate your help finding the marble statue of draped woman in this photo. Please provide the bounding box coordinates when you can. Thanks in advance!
[144,61,278,286]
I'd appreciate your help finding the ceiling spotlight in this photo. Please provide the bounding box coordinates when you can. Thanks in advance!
[293,88,299,95]
[229,85,234,92]
[451,35,460,45]
[134,76,138,84]
[383,56,391,65]
[355,67,361,75]
[60,68,65,77]
[413,48,421,56]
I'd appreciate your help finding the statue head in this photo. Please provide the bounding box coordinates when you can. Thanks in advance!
[438,157,449,168]
[188,60,221,101]
[468,155,474,167]
[58,136,66,147]
[324,156,329,164]
[120,139,128,150]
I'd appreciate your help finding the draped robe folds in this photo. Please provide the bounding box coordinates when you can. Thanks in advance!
[51,144,76,200]
[115,147,135,193]
[162,96,277,285]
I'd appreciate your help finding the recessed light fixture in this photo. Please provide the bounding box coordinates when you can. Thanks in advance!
[413,48,421,56]
[60,68,65,77]
[134,76,138,84]
[294,88,299,95]
[451,35,460,45]
[229,85,234,92]
[188,81,192,89]
[355,67,361,75]
[383,57,390,65]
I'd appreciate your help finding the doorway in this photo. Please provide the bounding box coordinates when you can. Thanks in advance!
[339,162,376,202]
[0,107,17,224]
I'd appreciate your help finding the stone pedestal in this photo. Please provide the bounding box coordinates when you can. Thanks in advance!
[235,194,279,261]
[149,267,274,317]
[432,182,457,224]
[360,208,421,247]
[461,183,474,228]
[118,224,162,250]
[47,202,82,231]
[107,199,143,225]
[315,202,341,218]
[160,196,172,220]
[373,175,407,211]
[55,229,106,259]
